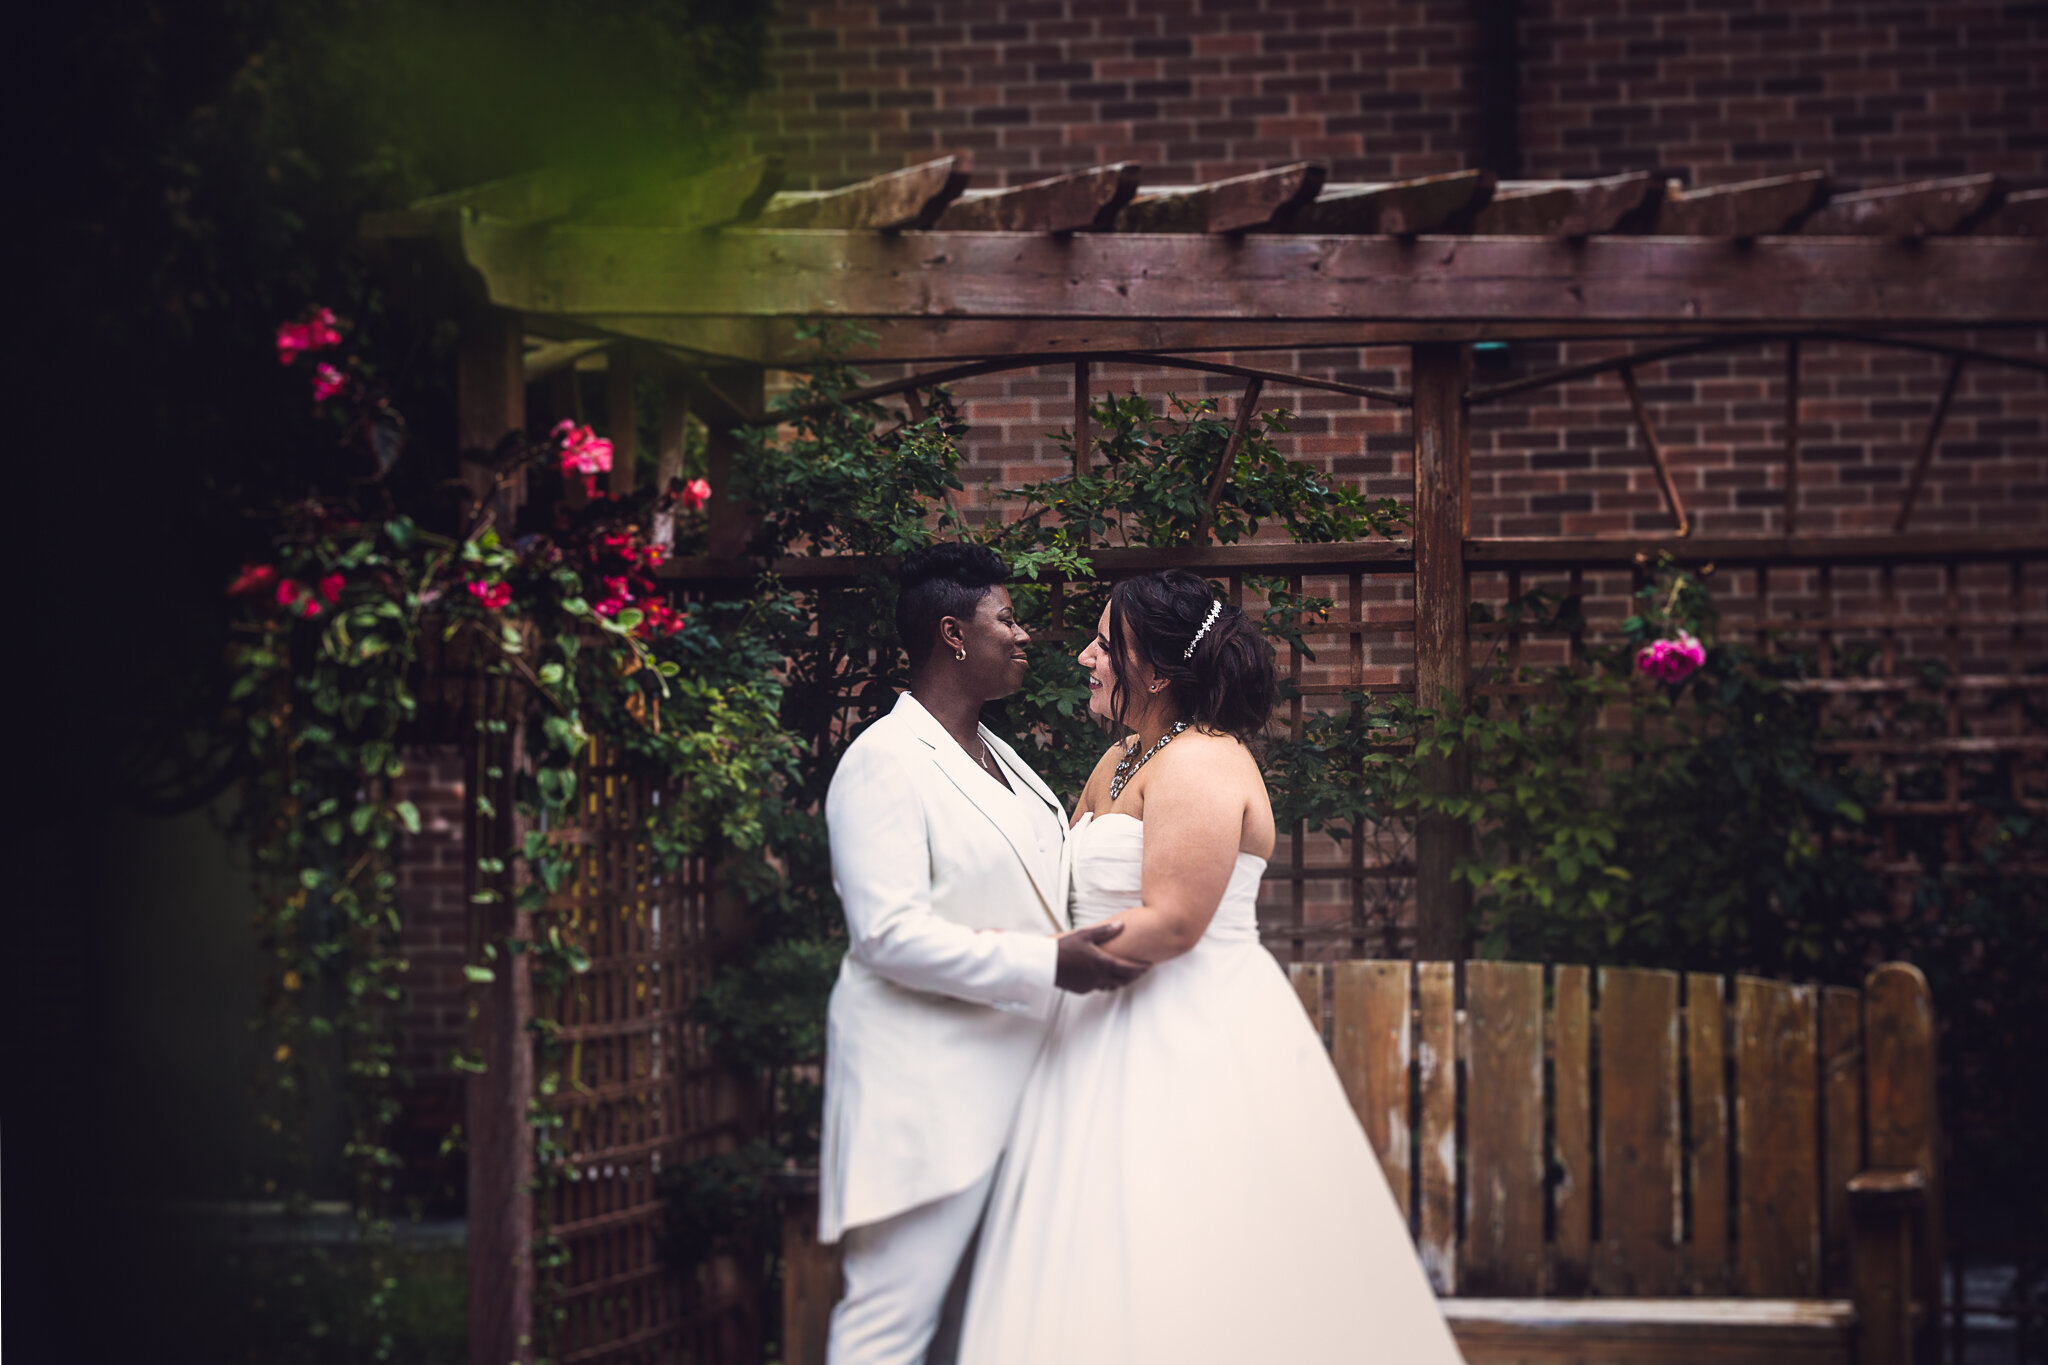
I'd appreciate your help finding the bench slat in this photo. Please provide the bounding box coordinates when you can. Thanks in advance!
[1551,964,1594,1295]
[1687,972,1733,1293]
[1446,1297,1853,1365]
[1596,967,1683,1294]
[1737,977,1822,1295]
[1466,961,1547,1294]
[1332,960,1412,1223]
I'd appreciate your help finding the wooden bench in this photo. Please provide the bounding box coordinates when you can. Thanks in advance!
[780,960,1941,1365]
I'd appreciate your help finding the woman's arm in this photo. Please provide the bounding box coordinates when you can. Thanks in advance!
[1093,737,1251,963]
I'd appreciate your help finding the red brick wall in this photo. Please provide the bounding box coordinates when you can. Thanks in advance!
[749,0,2047,541]
[1520,0,2048,186]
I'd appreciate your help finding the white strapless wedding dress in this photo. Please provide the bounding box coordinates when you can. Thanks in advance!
[957,812,1466,1364]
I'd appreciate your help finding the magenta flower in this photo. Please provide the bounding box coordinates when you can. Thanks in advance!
[1635,630,1706,684]
[227,563,278,597]
[276,308,343,365]
[311,363,348,402]
[317,573,346,605]
[678,477,712,511]
[467,580,513,612]
[552,421,614,477]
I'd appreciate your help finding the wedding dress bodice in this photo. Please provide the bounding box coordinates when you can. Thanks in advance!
[1068,812,1266,945]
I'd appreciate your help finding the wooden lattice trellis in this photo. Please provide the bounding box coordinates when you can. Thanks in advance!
[537,739,756,1364]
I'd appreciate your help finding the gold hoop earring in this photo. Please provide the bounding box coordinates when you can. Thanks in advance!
[955,647,967,661]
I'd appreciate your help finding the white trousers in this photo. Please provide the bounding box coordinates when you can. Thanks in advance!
[827,1165,997,1365]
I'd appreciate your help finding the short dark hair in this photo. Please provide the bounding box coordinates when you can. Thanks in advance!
[896,542,1010,667]
[1105,569,1276,741]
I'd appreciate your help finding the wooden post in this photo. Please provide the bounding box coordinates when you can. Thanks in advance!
[456,307,536,1365]
[606,347,638,497]
[466,692,535,1365]
[1073,360,1090,476]
[458,307,526,530]
[651,370,690,552]
[704,366,764,560]
[1865,962,1943,1365]
[781,1184,841,1365]
[1411,343,1472,958]
[1849,1168,1926,1365]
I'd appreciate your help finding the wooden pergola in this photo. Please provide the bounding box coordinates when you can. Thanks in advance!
[369,154,2047,1365]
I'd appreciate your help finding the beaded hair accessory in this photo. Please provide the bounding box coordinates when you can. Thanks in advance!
[1183,600,1224,659]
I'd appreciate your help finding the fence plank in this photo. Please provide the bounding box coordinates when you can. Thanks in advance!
[1465,962,1546,1294]
[1821,986,1865,1296]
[1551,965,1593,1295]
[1865,963,1942,1362]
[1332,961,1412,1222]
[1735,976,1822,1296]
[1687,972,1732,1294]
[1289,961,1324,1032]
[1417,961,1459,1294]
[1595,967,1682,1295]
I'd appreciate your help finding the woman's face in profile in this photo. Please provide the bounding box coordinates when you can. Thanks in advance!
[962,587,1032,698]
[1078,602,1155,724]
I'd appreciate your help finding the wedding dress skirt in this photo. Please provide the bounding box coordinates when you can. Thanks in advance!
[957,812,1466,1364]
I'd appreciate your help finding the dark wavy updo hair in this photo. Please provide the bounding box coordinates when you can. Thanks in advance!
[896,541,1010,667]
[1105,569,1276,741]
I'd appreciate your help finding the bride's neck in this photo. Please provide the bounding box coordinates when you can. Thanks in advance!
[1130,704,1184,753]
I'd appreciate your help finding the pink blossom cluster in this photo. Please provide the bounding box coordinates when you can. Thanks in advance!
[468,580,513,612]
[311,362,349,403]
[1636,630,1706,684]
[553,421,614,496]
[275,308,342,365]
[678,477,712,511]
[229,563,344,618]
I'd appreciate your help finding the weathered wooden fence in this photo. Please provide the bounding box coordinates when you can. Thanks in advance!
[773,959,1941,1365]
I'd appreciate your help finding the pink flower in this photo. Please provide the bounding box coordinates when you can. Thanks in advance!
[317,573,345,605]
[275,308,343,365]
[275,578,322,617]
[228,563,277,597]
[467,580,513,612]
[638,601,688,638]
[1636,630,1706,684]
[311,363,348,402]
[554,422,614,478]
[678,477,712,511]
[602,575,633,604]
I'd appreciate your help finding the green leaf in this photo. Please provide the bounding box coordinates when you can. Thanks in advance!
[462,965,496,984]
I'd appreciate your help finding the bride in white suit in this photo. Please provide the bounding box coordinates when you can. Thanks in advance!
[820,543,1147,1365]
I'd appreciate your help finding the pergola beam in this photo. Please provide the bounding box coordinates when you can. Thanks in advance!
[457,223,2048,341]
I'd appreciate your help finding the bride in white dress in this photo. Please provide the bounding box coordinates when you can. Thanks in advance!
[958,570,1466,1365]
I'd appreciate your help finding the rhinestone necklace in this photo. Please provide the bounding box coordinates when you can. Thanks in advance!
[1108,720,1188,801]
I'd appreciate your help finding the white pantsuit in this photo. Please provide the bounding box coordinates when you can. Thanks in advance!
[821,691,1070,1365]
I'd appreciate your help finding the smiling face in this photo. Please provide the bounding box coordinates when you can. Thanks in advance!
[1078,601,1158,727]
[947,586,1032,700]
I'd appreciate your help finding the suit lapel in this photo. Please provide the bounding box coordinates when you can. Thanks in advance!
[983,730,1072,931]
[895,693,1064,929]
